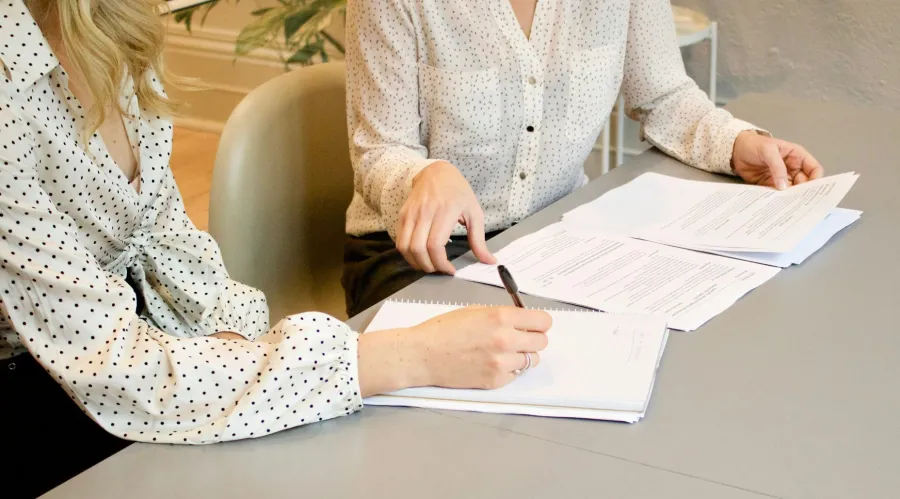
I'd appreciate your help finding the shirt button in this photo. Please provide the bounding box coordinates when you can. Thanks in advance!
[519,172,527,180]
[528,76,537,85]
[526,126,535,132]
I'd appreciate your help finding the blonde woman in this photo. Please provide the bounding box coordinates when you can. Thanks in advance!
[0,1,551,496]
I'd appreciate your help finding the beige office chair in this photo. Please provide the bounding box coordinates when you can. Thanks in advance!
[209,62,352,321]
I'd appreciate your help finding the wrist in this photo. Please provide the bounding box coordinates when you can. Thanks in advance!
[412,160,453,188]
[358,328,432,397]
[730,130,754,172]
[393,327,433,388]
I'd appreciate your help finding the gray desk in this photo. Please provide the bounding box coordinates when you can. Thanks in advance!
[45,94,900,499]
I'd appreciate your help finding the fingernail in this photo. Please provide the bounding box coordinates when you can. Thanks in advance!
[776,179,789,190]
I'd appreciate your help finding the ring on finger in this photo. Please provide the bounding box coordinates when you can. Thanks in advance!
[511,352,533,376]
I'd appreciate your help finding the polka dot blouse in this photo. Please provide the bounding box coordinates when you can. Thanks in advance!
[0,0,362,444]
[345,0,763,238]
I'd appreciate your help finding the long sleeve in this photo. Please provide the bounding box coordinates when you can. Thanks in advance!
[346,0,435,239]
[0,120,363,444]
[622,0,766,175]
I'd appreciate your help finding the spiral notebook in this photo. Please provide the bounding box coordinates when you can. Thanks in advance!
[363,301,670,423]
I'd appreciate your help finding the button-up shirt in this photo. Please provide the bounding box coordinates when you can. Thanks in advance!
[345,0,760,238]
[0,0,361,444]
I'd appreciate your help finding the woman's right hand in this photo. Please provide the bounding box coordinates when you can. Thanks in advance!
[405,306,552,389]
[396,161,496,274]
[358,306,552,397]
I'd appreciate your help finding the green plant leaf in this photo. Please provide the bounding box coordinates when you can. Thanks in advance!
[193,0,347,64]
[284,9,317,45]
[199,0,223,26]
[173,9,195,32]
[286,46,317,64]
[287,36,325,65]
[235,8,287,56]
[320,30,345,54]
[286,8,335,48]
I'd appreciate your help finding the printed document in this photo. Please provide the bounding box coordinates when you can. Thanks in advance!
[562,172,859,252]
[455,223,780,331]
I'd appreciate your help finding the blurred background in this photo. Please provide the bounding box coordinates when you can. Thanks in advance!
[163,0,900,229]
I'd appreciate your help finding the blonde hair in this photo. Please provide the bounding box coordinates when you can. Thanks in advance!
[37,0,179,141]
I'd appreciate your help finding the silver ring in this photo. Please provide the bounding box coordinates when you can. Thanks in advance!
[512,352,533,376]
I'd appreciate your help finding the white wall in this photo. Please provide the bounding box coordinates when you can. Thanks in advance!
[676,0,900,110]
[603,0,900,174]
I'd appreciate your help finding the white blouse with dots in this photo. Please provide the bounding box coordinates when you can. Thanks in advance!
[0,0,362,444]
[345,0,762,238]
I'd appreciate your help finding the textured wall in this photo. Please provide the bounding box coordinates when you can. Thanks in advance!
[676,0,900,110]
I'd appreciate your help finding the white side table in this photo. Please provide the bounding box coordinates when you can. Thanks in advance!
[599,6,718,174]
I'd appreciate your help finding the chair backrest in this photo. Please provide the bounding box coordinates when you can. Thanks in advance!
[209,61,352,321]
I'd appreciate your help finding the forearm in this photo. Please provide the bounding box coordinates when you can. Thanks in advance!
[622,0,764,174]
[357,328,430,397]
[636,84,760,174]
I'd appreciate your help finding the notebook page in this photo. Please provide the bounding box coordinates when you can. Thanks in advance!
[365,331,670,423]
[363,394,645,423]
[364,301,668,412]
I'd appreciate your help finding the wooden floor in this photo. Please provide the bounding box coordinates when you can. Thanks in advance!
[169,127,219,230]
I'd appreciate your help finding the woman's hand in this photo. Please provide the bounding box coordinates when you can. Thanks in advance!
[396,161,496,274]
[732,131,825,190]
[358,306,552,397]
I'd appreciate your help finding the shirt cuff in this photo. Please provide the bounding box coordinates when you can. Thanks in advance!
[344,329,364,410]
[714,118,772,176]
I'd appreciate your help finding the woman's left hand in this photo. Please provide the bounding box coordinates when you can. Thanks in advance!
[731,131,825,190]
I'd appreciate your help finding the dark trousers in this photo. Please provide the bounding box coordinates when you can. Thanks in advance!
[0,354,131,498]
[0,274,144,497]
[342,231,501,317]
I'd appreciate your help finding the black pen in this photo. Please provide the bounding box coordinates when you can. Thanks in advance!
[497,265,525,308]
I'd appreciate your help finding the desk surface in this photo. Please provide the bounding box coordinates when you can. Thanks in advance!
[45,94,900,499]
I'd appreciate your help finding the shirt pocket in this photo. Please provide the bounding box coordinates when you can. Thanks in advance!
[420,64,502,156]
[566,44,623,143]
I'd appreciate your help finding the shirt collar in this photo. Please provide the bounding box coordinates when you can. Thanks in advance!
[0,0,61,90]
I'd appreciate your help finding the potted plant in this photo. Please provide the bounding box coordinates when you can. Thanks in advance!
[173,0,346,69]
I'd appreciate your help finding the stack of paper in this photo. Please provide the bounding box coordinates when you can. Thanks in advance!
[363,301,669,423]
[454,223,780,331]
[703,208,861,267]
[455,173,860,330]
[562,172,861,266]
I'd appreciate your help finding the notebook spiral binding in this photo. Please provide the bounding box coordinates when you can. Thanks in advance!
[384,299,668,325]
[385,298,600,313]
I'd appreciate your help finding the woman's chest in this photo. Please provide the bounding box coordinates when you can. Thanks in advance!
[412,0,629,70]
[412,0,631,154]
[23,82,173,256]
